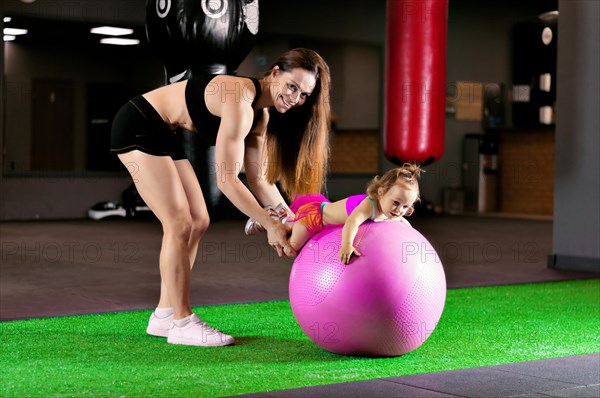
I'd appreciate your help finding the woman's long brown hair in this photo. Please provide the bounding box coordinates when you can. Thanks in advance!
[264,48,331,198]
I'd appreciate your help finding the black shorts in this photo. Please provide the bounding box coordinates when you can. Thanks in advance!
[110,95,187,160]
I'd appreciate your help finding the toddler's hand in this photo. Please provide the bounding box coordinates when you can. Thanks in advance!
[339,244,361,265]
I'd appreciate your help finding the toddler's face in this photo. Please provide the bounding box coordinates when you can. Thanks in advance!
[378,184,418,220]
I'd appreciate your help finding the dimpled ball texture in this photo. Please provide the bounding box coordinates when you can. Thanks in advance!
[289,221,446,357]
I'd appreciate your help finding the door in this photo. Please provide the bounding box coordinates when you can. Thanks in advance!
[31,79,74,171]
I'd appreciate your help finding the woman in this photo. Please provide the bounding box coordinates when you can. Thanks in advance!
[110,48,331,347]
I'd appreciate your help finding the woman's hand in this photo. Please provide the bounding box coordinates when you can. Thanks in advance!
[266,220,296,257]
[338,242,361,264]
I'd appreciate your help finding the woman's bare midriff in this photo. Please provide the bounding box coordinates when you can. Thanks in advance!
[142,81,197,132]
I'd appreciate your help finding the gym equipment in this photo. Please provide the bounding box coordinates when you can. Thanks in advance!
[384,0,448,165]
[289,221,446,357]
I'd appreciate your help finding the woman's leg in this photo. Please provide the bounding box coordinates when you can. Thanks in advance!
[118,150,195,320]
[119,151,233,346]
[175,159,210,264]
[157,159,210,309]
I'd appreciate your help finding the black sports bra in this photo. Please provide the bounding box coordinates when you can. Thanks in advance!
[184,75,262,145]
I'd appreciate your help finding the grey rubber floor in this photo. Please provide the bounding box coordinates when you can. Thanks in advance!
[230,354,599,398]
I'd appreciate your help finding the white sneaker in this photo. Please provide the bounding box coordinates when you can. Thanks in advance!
[274,203,293,224]
[244,217,266,235]
[244,205,273,235]
[167,313,235,347]
[146,312,173,338]
[244,204,293,235]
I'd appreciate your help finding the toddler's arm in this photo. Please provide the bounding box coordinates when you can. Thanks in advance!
[339,199,373,264]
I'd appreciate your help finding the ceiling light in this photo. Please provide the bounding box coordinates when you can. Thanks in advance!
[4,28,28,35]
[91,26,134,36]
[100,38,140,46]
[4,17,12,23]
[538,10,559,23]
[4,35,16,42]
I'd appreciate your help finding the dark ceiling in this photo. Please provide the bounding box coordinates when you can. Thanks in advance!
[4,15,149,52]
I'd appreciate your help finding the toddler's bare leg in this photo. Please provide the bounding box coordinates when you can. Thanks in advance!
[285,222,311,257]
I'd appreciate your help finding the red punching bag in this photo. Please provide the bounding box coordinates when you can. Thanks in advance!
[384,0,448,165]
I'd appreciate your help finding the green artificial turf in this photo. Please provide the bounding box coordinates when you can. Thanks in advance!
[1,279,599,397]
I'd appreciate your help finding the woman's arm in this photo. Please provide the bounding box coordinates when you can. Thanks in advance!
[339,199,373,264]
[244,127,290,212]
[214,101,293,256]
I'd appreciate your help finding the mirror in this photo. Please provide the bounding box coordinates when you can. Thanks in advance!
[3,14,382,176]
[2,14,164,174]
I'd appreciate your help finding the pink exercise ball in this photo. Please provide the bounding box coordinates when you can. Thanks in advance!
[289,221,446,357]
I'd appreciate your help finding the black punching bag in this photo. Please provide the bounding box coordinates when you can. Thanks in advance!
[145,0,259,219]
